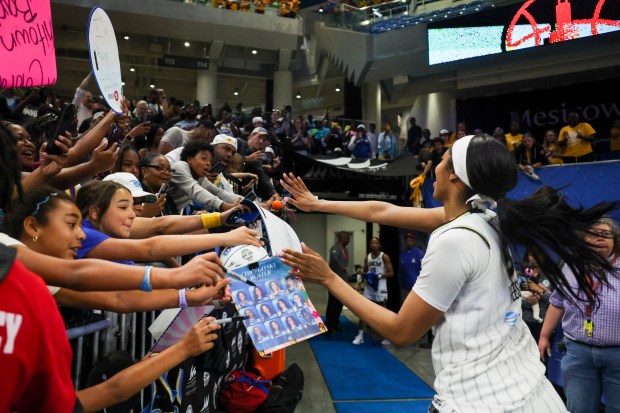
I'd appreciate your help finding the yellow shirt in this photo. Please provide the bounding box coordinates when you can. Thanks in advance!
[504,133,523,152]
[558,123,596,157]
[610,127,620,152]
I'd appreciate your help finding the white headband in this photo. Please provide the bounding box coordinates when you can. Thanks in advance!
[451,134,475,189]
[451,135,497,210]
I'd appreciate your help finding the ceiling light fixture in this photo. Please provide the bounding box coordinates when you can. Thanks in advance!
[251,49,257,55]
[233,88,239,96]
[121,81,125,86]
[129,67,135,72]
[335,85,341,92]
[150,84,155,88]
[124,35,129,40]
[184,41,190,47]
[296,92,301,99]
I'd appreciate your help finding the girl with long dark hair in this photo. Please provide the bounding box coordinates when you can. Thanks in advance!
[280,134,617,412]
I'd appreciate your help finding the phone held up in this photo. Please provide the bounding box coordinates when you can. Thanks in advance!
[45,103,77,156]
[209,162,226,175]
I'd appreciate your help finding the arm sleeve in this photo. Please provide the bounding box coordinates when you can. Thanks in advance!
[72,87,85,106]
[171,162,225,210]
[413,229,489,312]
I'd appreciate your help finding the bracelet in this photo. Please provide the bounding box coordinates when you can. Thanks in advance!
[178,289,188,309]
[140,266,153,292]
[200,212,221,229]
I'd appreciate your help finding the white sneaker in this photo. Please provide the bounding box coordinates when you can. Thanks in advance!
[381,339,392,346]
[352,334,364,345]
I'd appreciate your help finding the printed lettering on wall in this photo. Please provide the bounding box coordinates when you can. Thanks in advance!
[0,0,57,87]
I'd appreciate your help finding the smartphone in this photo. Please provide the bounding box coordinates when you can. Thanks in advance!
[106,123,122,149]
[209,162,226,175]
[157,183,169,198]
[45,103,76,155]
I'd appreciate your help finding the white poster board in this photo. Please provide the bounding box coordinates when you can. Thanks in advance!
[257,206,302,255]
[87,7,123,114]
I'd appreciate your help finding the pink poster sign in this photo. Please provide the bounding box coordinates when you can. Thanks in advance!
[0,0,57,88]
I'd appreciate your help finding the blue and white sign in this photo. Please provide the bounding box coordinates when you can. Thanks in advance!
[87,7,123,114]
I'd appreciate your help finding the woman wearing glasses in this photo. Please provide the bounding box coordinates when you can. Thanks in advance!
[539,218,620,413]
[140,152,176,217]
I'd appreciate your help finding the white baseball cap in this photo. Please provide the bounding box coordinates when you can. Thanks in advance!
[440,129,450,135]
[211,134,238,150]
[265,146,275,155]
[252,116,264,124]
[103,172,157,203]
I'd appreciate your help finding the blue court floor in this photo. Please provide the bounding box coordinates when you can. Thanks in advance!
[287,282,436,413]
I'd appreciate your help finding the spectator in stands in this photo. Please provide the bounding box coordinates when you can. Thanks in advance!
[132,100,151,125]
[174,104,199,131]
[237,128,277,199]
[543,129,563,165]
[5,187,229,310]
[348,124,373,159]
[438,129,450,145]
[446,121,466,147]
[147,89,170,123]
[140,152,177,217]
[367,123,379,158]
[289,116,312,155]
[492,127,506,146]
[103,172,157,218]
[136,123,165,159]
[558,111,597,163]
[377,121,398,160]
[324,123,344,154]
[539,217,620,413]
[169,140,242,213]
[504,121,523,153]
[280,0,299,17]
[157,119,217,155]
[398,233,424,305]
[72,72,94,130]
[215,108,240,137]
[515,132,547,174]
[610,118,620,156]
[406,117,423,156]
[421,137,446,178]
[519,251,554,343]
[114,145,141,179]
[73,180,258,263]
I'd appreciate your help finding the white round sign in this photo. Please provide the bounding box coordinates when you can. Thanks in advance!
[87,7,123,114]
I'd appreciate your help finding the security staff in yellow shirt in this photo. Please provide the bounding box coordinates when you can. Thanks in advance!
[504,121,523,153]
[558,111,596,163]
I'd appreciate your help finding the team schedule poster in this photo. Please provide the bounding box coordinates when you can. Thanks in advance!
[230,256,326,355]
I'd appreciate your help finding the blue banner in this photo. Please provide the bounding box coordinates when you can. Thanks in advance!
[422,162,620,221]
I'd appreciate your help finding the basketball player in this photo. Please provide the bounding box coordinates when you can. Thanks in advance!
[280,134,616,412]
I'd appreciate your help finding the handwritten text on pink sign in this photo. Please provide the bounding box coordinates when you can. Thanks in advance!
[0,0,57,88]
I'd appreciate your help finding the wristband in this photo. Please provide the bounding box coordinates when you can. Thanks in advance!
[178,289,188,308]
[201,212,221,229]
[140,266,153,292]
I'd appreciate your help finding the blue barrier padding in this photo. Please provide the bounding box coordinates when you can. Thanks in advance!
[66,319,111,340]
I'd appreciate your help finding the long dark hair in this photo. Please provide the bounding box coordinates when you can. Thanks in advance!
[457,134,618,307]
[2,188,72,239]
[0,123,22,214]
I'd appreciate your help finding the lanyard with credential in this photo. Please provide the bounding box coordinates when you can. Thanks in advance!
[583,254,617,337]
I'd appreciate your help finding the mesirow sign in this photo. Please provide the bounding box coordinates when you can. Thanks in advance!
[517,102,620,127]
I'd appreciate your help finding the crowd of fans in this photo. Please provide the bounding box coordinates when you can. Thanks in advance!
[181,0,300,17]
[1,72,619,412]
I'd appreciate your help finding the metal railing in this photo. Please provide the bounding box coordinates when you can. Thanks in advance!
[66,310,159,410]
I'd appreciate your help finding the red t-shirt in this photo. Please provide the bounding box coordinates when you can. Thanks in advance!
[0,257,78,412]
